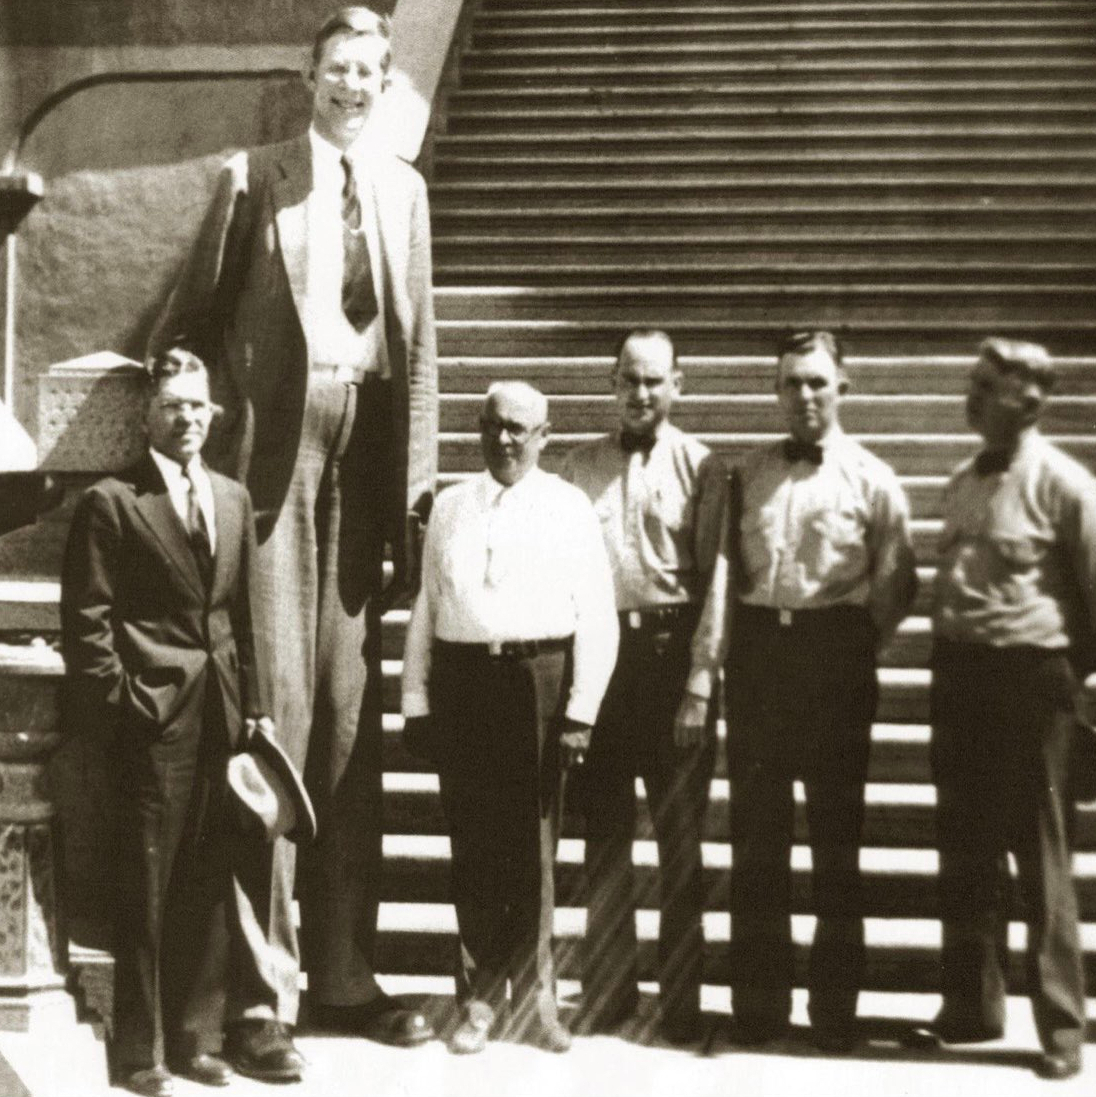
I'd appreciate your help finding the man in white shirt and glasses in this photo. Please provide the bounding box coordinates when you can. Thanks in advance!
[402,382,619,1055]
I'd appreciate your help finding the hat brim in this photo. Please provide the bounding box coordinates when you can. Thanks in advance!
[244,727,317,844]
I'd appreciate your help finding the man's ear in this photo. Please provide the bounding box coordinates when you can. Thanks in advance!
[673,369,685,396]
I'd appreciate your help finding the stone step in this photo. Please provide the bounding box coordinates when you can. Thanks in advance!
[434,149,1096,178]
[378,710,937,780]
[435,392,1096,436]
[478,0,1096,17]
[458,58,1096,87]
[471,22,1096,49]
[379,835,1096,918]
[372,904,1096,989]
[433,238,1096,266]
[432,285,1096,326]
[448,81,1096,111]
[431,204,1096,236]
[434,356,1096,395]
[432,260,1096,288]
[377,774,1096,850]
[434,431,1096,476]
[430,178,1096,208]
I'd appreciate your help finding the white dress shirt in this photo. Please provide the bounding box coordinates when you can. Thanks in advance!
[685,428,916,699]
[305,127,389,378]
[150,448,217,554]
[401,467,620,725]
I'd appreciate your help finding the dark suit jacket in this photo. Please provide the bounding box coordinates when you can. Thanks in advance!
[61,454,265,748]
[148,134,438,595]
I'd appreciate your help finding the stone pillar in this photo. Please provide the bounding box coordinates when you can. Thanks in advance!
[0,641,71,1031]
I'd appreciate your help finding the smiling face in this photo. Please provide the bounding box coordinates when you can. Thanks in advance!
[480,387,549,487]
[612,333,681,438]
[776,345,845,444]
[309,30,389,150]
[145,369,213,466]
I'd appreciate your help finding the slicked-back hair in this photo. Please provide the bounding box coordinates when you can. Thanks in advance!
[613,328,678,374]
[978,337,1056,393]
[311,6,392,72]
[145,347,208,395]
[776,330,844,370]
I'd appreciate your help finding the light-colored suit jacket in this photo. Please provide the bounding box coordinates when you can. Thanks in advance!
[149,134,438,598]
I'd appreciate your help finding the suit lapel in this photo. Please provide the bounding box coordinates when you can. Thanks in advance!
[209,471,241,603]
[273,135,312,331]
[369,164,409,334]
[130,455,205,602]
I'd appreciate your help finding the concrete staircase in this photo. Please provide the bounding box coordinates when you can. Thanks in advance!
[373,0,1096,1000]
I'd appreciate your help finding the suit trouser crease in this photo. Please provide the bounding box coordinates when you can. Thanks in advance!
[243,377,389,1021]
[113,685,233,1070]
[432,643,569,1031]
[931,641,1085,1054]
[580,617,714,1024]
[727,605,875,1031]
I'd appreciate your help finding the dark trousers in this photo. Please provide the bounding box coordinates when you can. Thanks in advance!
[726,603,877,1033]
[112,688,234,1072]
[246,376,389,1021]
[578,608,715,1026]
[430,641,571,1033]
[930,640,1086,1055]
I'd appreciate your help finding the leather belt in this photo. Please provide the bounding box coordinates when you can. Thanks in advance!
[435,636,573,659]
[619,602,698,631]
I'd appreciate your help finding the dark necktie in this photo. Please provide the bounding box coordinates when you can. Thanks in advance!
[182,464,213,585]
[620,431,656,456]
[782,438,824,466]
[974,449,1012,477]
[340,155,378,332]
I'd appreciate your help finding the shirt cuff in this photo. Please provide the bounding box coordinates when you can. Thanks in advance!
[685,667,715,701]
[564,697,599,727]
[401,690,431,719]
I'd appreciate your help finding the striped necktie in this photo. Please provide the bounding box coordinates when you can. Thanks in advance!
[182,464,213,584]
[340,155,377,331]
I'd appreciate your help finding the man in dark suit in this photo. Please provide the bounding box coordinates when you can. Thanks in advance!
[62,349,267,1097]
[148,6,438,1068]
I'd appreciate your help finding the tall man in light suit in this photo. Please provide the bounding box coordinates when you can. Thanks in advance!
[150,7,438,1078]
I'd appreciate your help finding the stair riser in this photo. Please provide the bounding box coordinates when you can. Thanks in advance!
[381,859,1096,918]
[432,210,1096,235]
[434,294,1096,326]
[382,788,1096,848]
[437,398,1096,436]
[434,263,1096,287]
[434,435,1096,475]
[459,62,1096,87]
[374,932,1096,989]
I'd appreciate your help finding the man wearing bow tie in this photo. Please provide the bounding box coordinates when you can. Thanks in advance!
[677,330,917,1052]
[920,338,1096,1081]
[149,7,438,1076]
[561,330,725,1043]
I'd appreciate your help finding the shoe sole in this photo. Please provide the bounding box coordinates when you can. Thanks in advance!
[228,1063,303,1084]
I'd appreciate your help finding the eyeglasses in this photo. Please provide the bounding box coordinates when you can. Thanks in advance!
[479,417,544,444]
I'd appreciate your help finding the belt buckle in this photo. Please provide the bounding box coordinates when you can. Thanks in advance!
[487,639,503,656]
[627,611,642,630]
[778,608,793,627]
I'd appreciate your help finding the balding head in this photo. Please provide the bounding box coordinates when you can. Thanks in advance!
[480,382,551,486]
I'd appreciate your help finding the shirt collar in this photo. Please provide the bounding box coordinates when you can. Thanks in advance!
[480,466,544,507]
[309,125,366,172]
[149,447,202,488]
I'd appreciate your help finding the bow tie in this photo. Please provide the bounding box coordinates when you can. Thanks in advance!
[782,438,824,466]
[974,449,1012,476]
[620,431,656,455]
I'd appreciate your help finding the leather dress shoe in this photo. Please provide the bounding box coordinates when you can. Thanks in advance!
[173,1053,234,1087]
[225,1020,304,1082]
[1036,1050,1082,1081]
[448,1013,491,1055]
[122,1066,174,1097]
[906,1015,1004,1049]
[313,997,434,1047]
[524,1019,573,1053]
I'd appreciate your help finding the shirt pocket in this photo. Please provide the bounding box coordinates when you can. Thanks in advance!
[810,507,868,577]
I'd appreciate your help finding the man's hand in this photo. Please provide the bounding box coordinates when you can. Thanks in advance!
[244,715,276,743]
[559,718,592,769]
[673,692,709,749]
[403,714,439,764]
